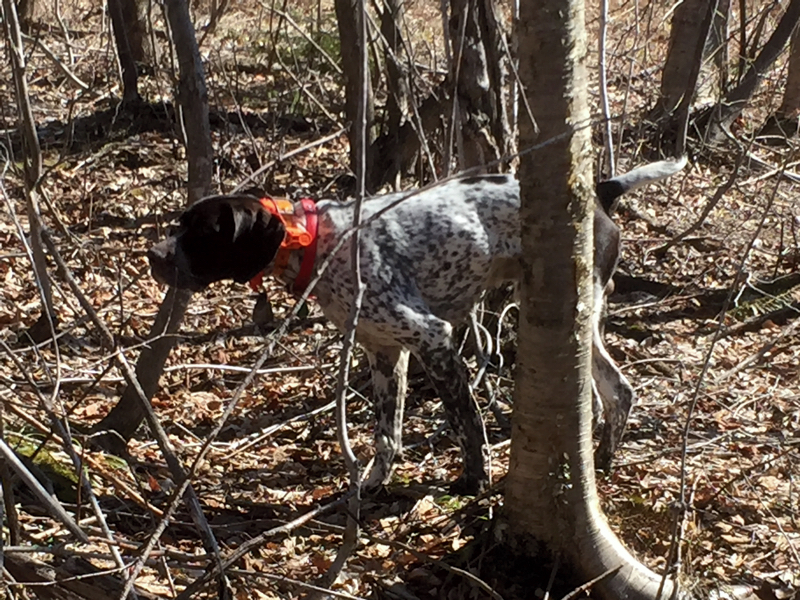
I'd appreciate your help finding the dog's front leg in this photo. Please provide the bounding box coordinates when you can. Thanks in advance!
[364,346,410,491]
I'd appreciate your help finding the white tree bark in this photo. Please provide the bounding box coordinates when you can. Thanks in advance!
[507,0,688,597]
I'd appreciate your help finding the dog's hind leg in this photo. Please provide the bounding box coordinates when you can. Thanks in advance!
[411,319,490,495]
[591,282,634,471]
[363,346,410,491]
[593,343,634,471]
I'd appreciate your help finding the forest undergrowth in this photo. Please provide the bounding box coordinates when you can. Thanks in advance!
[0,0,798,598]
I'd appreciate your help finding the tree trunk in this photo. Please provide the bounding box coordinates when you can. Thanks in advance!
[758,16,800,141]
[334,0,377,189]
[449,0,511,171]
[16,0,37,32]
[93,0,213,449]
[119,0,147,63]
[376,0,409,186]
[507,0,685,598]
[476,0,511,161]
[654,0,717,117]
[779,23,800,117]
[706,0,800,143]
[3,0,56,341]
[698,0,730,102]
[167,0,214,203]
[652,0,717,153]
[108,0,140,103]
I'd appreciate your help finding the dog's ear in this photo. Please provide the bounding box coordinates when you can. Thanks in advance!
[226,205,286,284]
[230,205,260,242]
[215,202,254,242]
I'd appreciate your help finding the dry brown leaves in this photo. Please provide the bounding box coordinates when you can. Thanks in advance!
[0,0,798,599]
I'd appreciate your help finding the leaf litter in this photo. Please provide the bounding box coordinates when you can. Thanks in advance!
[0,0,798,598]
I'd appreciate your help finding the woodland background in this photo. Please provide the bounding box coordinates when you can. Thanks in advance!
[0,0,798,598]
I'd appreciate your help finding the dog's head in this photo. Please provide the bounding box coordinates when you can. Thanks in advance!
[147,195,285,291]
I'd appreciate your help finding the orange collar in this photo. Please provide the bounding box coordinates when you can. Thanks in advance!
[249,197,318,296]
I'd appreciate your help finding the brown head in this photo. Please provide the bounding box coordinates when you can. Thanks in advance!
[147,195,285,291]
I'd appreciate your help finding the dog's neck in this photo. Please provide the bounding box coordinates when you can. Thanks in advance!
[249,197,318,296]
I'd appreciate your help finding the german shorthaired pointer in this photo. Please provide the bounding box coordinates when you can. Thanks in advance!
[148,157,686,494]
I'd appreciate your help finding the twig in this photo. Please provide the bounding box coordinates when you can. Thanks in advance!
[229,399,336,457]
[2,0,56,329]
[657,149,744,257]
[0,403,20,549]
[116,349,228,600]
[314,0,369,592]
[447,5,469,174]
[487,0,536,138]
[5,560,129,587]
[365,4,438,181]
[0,339,133,576]
[275,51,341,124]
[13,361,329,386]
[2,544,197,569]
[739,155,800,185]
[558,566,622,600]
[125,284,343,594]
[164,362,331,375]
[38,230,226,600]
[51,0,74,64]
[215,47,261,170]
[265,7,343,74]
[468,308,493,392]
[232,127,346,194]
[509,0,519,139]
[614,1,638,169]
[174,494,351,599]
[543,554,560,600]
[0,438,88,542]
[229,569,369,600]
[5,171,130,574]
[657,158,784,600]
[716,316,800,381]
[744,473,800,566]
[357,530,505,600]
[20,33,89,90]
[598,0,615,176]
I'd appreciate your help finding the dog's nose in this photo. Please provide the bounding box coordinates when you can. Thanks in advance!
[147,245,163,264]
[148,235,178,264]
[147,242,173,284]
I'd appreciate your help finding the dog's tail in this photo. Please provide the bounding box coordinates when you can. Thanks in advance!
[596,156,687,214]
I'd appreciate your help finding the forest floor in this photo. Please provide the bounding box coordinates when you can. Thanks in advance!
[0,0,798,598]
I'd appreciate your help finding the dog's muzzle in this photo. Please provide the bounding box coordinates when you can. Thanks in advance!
[147,238,204,290]
[147,240,176,285]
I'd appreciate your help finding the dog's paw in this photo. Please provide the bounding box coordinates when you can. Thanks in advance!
[594,421,619,473]
[252,291,275,328]
[363,465,391,493]
[449,474,488,496]
[594,443,613,474]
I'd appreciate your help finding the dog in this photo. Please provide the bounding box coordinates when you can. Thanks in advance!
[148,157,686,494]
